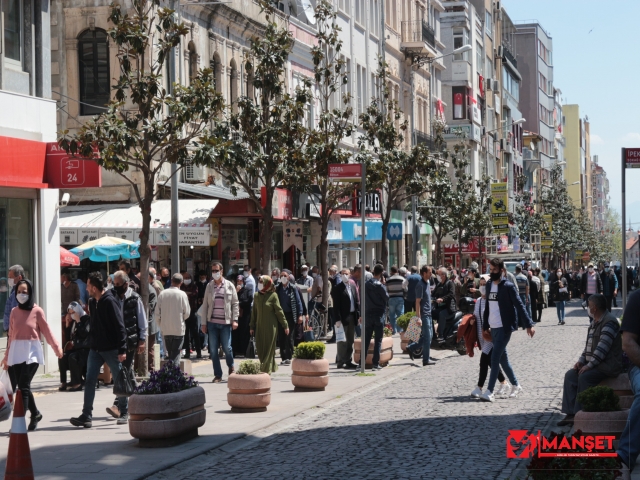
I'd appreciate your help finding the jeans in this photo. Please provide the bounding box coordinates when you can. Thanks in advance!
[362,315,384,367]
[408,316,432,365]
[163,335,184,366]
[561,367,608,415]
[12,362,39,417]
[617,366,640,471]
[387,297,404,333]
[435,306,451,339]
[207,322,234,378]
[82,349,127,418]
[478,350,505,388]
[556,301,566,323]
[487,327,518,394]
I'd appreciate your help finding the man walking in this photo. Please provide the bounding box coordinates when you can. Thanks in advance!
[404,266,421,314]
[181,272,201,359]
[70,272,128,428]
[601,263,618,312]
[514,265,531,325]
[581,262,602,309]
[198,262,238,382]
[157,274,190,365]
[331,268,359,369]
[480,258,535,403]
[407,266,436,366]
[361,264,389,370]
[275,270,304,365]
[386,266,405,334]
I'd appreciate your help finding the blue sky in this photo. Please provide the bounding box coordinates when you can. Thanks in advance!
[502,0,640,227]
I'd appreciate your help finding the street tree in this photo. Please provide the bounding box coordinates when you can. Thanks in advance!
[59,0,225,375]
[208,1,312,271]
[513,173,545,246]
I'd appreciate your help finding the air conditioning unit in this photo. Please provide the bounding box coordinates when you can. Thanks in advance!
[184,164,205,182]
[486,78,493,91]
[492,79,500,90]
[496,46,504,59]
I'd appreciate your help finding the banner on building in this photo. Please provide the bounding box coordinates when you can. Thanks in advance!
[491,182,509,234]
[542,214,553,253]
[283,220,304,253]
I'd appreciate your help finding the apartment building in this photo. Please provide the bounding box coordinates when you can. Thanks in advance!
[591,157,609,233]
[563,104,586,209]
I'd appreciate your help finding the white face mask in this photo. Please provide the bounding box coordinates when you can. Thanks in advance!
[311,272,317,278]
[280,276,289,286]
[301,271,308,277]
[184,279,192,285]
[557,271,562,277]
[479,285,486,296]
[342,274,350,284]
[7,278,14,289]
[200,278,207,283]
[212,272,221,281]
[243,271,250,278]
[16,293,29,304]
[588,267,594,273]
[258,283,264,291]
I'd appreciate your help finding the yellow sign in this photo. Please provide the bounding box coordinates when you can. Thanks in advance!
[209,218,219,247]
[491,182,509,233]
[541,214,552,248]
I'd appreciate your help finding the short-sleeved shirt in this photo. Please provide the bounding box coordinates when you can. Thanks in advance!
[621,290,640,348]
[515,273,528,296]
[415,279,432,318]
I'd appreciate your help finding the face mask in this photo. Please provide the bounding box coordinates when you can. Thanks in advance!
[588,267,594,272]
[7,278,14,289]
[280,276,289,286]
[162,275,169,280]
[16,293,29,304]
[479,285,486,296]
[243,271,250,278]
[311,272,317,278]
[184,279,192,285]
[301,271,308,277]
[212,272,221,281]
[557,271,562,277]
[489,272,501,282]
[71,312,81,322]
[342,274,350,284]
[114,283,127,296]
[605,268,610,273]
[258,283,264,291]
[200,278,207,283]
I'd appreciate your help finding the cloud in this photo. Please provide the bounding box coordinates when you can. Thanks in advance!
[590,134,604,146]
[624,132,640,142]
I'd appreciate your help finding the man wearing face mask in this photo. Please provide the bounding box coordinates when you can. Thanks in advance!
[149,267,164,293]
[581,263,602,314]
[433,268,456,342]
[3,265,25,336]
[331,268,360,369]
[181,272,201,359]
[271,268,281,286]
[600,262,618,313]
[275,270,304,365]
[160,267,172,290]
[242,265,256,301]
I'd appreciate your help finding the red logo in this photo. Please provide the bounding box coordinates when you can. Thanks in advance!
[506,430,617,458]
[507,430,539,458]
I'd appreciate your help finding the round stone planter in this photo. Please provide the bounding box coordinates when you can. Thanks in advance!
[353,337,394,367]
[599,374,632,397]
[227,373,271,412]
[291,358,329,391]
[400,332,409,354]
[573,409,630,438]
[128,386,206,447]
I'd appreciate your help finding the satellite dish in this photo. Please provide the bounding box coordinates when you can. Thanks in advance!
[297,0,316,25]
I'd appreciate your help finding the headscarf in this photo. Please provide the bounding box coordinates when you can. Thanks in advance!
[16,279,35,310]
[67,301,86,319]
[259,275,275,294]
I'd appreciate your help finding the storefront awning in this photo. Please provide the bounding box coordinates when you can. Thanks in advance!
[161,181,251,200]
[59,199,217,247]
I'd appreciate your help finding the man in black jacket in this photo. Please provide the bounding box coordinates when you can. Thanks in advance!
[70,272,128,429]
[361,264,389,370]
[433,268,456,342]
[331,268,360,369]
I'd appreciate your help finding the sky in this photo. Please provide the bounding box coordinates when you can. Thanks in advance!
[502,0,640,228]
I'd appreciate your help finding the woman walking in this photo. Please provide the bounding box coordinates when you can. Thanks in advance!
[470,276,509,398]
[1,280,63,430]
[250,276,289,373]
[552,268,570,325]
[535,268,546,322]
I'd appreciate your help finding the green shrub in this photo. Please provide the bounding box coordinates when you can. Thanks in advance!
[396,311,415,331]
[293,341,325,360]
[383,327,393,337]
[577,386,620,412]
[237,360,261,375]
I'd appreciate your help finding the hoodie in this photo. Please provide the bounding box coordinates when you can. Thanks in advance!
[88,289,127,354]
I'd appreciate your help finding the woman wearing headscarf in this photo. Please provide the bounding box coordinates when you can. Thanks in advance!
[58,301,91,392]
[250,276,289,373]
[1,280,63,430]
[232,274,253,357]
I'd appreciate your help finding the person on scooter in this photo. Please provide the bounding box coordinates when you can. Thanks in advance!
[433,268,456,343]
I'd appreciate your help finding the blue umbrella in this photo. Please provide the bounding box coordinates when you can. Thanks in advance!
[71,236,140,263]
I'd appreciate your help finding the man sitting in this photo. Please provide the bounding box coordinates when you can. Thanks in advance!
[557,294,623,426]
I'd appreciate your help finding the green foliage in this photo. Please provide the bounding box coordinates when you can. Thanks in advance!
[237,360,262,375]
[383,327,393,337]
[293,341,326,360]
[577,386,621,412]
[396,312,415,331]
[513,173,545,244]
[134,362,198,395]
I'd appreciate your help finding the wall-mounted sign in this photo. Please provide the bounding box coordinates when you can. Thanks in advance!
[45,143,102,188]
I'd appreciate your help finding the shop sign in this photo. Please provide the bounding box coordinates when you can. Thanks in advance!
[261,187,292,220]
[45,143,102,188]
[328,163,362,182]
[60,229,78,245]
[283,221,304,252]
[625,148,640,168]
[443,239,481,254]
[77,229,101,244]
[327,215,342,241]
[153,228,210,246]
[491,182,509,234]
[355,191,381,214]
[387,223,403,240]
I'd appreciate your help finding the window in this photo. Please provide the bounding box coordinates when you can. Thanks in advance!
[78,29,111,115]
[539,105,552,125]
[2,0,21,62]
[355,0,365,25]
[452,86,467,120]
[211,53,222,94]
[502,65,519,101]
[485,55,493,80]
[453,30,469,61]
[538,40,552,65]
[485,11,492,37]
[370,0,379,36]
[476,42,483,75]
[339,0,350,14]
[188,42,198,85]
[229,59,238,112]
[246,64,255,101]
[341,56,351,111]
[356,64,366,116]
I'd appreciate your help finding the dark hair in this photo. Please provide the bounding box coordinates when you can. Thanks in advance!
[420,265,431,276]
[373,264,384,275]
[390,266,398,274]
[411,266,418,273]
[490,257,504,270]
[119,260,131,271]
[88,272,103,290]
[15,279,35,310]
[588,293,607,313]
[211,261,223,270]
[353,264,362,272]
[515,265,522,273]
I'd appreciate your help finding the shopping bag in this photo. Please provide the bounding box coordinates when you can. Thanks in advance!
[303,330,315,342]
[335,323,346,343]
[0,382,12,422]
[0,370,14,405]
[246,336,256,359]
[113,366,137,397]
[405,316,422,343]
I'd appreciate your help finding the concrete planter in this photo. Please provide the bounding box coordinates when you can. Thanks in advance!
[400,332,409,354]
[227,373,271,412]
[128,386,206,447]
[599,374,632,397]
[573,409,630,439]
[291,358,329,391]
[353,337,394,367]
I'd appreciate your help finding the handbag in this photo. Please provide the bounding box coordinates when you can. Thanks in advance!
[335,323,346,343]
[303,330,315,342]
[113,366,137,397]
[246,336,256,359]
[405,316,422,343]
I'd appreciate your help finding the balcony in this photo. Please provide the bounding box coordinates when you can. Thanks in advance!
[503,46,518,69]
[415,129,442,151]
[401,20,437,60]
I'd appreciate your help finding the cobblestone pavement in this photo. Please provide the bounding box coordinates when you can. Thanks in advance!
[151,300,610,480]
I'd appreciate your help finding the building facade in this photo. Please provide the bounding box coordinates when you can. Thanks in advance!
[591,157,609,233]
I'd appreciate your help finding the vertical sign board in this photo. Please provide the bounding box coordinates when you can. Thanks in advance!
[621,148,640,307]
[541,214,553,254]
[491,182,509,234]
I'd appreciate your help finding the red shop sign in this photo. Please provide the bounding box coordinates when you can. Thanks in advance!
[45,143,102,188]
[261,187,292,220]
[443,238,481,254]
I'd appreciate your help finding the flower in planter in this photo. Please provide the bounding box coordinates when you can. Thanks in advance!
[134,362,198,395]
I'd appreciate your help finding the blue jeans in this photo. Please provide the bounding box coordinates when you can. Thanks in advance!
[388,297,404,333]
[408,315,432,365]
[207,322,234,378]
[556,301,566,323]
[519,294,531,327]
[617,366,640,471]
[83,349,127,418]
[487,327,518,393]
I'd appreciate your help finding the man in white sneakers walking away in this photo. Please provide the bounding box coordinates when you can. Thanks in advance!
[480,257,535,402]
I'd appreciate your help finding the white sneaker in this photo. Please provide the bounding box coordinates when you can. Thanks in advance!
[496,383,510,396]
[470,386,482,398]
[509,385,523,398]
[480,390,495,402]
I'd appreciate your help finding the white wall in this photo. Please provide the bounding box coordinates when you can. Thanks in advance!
[0,91,56,142]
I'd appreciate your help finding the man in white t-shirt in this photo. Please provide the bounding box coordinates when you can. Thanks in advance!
[480,258,535,403]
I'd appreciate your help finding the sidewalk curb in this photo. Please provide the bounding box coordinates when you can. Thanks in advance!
[141,361,425,480]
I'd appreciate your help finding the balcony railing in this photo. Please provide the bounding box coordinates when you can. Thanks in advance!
[503,45,518,69]
[415,129,442,151]
[401,20,436,49]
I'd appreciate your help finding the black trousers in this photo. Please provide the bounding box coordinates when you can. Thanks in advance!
[183,314,202,358]
[12,362,39,416]
[478,350,505,388]
[363,320,384,367]
[605,295,613,312]
[59,350,88,385]
[536,306,543,322]
[278,311,296,361]
[404,300,415,315]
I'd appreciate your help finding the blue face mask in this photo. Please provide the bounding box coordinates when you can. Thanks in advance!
[605,268,610,273]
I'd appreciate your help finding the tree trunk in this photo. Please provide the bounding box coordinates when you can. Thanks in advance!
[319,193,330,310]
[435,231,443,268]
[380,202,391,268]
[135,182,153,377]
[260,187,274,273]
[457,228,464,270]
